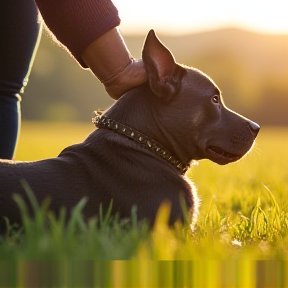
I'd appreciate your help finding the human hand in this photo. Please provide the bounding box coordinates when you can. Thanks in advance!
[82,28,147,100]
[102,58,147,100]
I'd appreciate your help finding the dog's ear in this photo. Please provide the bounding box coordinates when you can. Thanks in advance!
[142,30,183,101]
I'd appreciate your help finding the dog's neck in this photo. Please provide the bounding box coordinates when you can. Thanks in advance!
[93,111,189,174]
[104,84,196,168]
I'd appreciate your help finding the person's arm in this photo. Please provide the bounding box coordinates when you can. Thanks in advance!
[35,0,147,99]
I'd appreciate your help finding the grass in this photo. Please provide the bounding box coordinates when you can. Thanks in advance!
[1,122,288,287]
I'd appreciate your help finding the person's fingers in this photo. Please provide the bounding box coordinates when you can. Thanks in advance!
[104,59,147,100]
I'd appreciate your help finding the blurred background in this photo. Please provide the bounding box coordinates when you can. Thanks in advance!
[22,0,288,126]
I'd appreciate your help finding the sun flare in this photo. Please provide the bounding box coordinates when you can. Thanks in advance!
[113,0,288,34]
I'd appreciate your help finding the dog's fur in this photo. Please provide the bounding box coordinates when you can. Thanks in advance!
[0,30,259,231]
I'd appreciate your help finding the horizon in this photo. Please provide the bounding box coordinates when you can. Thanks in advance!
[119,26,288,37]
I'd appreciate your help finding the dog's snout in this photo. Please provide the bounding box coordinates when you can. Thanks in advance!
[247,121,260,137]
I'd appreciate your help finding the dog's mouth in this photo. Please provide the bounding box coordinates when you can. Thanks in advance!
[205,145,242,165]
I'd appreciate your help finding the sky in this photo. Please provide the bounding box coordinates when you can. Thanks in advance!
[112,0,288,35]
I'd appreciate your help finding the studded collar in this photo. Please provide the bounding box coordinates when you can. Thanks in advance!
[92,111,189,174]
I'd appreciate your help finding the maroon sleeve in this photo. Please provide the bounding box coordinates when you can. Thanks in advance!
[35,0,121,67]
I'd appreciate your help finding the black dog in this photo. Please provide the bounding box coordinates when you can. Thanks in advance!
[0,30,259,230]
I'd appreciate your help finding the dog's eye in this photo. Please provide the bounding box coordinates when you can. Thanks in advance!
[212,95,219,104]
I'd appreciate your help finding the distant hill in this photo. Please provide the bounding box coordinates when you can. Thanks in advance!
[125,27,288,75]
[23,28,288,125]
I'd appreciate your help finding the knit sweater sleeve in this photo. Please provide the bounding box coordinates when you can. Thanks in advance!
[35,0,121,67]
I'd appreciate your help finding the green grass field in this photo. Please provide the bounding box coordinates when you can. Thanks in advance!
[1,122,288,287]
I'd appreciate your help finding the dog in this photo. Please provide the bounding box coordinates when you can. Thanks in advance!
[0,30,260,231]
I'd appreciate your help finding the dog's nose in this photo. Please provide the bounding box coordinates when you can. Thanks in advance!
[247,121,260,137]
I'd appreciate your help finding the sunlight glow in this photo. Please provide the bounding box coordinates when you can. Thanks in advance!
[112,0,288,34]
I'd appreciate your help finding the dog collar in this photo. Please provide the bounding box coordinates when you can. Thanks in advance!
[92,111,189,174]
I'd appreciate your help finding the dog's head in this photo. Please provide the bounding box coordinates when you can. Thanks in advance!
[142,30,260,165]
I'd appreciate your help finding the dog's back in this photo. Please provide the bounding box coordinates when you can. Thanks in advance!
[0,119,196,229]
